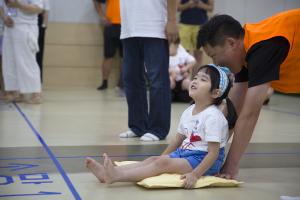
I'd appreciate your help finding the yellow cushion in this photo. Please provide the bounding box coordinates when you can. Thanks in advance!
[115,161,243,189]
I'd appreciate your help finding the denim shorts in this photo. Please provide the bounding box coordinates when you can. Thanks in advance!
[169,148,225,175]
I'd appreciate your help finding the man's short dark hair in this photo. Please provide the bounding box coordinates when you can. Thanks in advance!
[197,14,244,48]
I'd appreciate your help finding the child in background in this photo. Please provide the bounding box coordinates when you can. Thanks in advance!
[169,38,196,102]
[85,64,237,189]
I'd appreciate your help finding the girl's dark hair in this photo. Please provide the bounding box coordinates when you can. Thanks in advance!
[197,65,237,129]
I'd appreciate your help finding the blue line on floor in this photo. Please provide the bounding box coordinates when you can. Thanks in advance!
[13,103,81,200]
[1,152,300,161]
[0,191,62,198]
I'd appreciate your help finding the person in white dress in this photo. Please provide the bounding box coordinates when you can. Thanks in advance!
[0,0,43,104]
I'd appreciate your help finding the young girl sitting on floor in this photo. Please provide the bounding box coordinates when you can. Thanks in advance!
[85,64,237,189]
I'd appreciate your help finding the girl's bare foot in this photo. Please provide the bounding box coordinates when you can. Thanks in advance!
[103,153,119,184]
[85,157,106,183]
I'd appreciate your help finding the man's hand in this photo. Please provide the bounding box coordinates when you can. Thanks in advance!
[181,172,198,189]
[165,20,178,43]
[4,15,14,27]
[216,162,238,179]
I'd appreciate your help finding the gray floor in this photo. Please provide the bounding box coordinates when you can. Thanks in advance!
[0,88,300,200]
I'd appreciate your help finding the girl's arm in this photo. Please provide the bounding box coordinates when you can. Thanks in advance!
[177,0,195,11]
[181,142,220,188]
[196,0,214,12]
[161,133,186,155]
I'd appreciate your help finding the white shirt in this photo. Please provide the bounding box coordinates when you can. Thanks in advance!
[120,0,167,39]
[169,45,196,81]
[178,104,229,152]
[2,0,43,25]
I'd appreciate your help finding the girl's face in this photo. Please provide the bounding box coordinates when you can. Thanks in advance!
[189,69,214,101]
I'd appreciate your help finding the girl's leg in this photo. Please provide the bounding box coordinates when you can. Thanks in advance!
[85,156,160,182]
[103,153,193,184]
[115,156,160,170]
[85,157,106,183]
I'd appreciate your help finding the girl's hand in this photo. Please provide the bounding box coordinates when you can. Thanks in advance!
[181,172,199,189]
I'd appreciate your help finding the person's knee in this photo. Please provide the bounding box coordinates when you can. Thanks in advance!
[153,156,171,168]
[146,156,159,163]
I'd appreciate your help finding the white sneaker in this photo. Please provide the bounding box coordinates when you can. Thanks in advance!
[140,133,160,141]
[119,130,138,138]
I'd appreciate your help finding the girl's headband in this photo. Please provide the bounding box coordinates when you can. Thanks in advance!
[207,64,230,96]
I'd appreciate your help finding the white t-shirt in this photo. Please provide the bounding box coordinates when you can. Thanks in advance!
[2,0,43,25]
[120,0,167,39]
[178,104,229,152]
[169,45,196,81]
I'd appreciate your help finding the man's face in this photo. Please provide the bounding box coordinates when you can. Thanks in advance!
[203,38,244,74]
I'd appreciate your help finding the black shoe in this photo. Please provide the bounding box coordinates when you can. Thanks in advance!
[97,84,107,90]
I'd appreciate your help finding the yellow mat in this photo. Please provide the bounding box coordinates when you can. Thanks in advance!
[115,161,243,189]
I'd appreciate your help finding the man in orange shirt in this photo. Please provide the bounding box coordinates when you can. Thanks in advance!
[197,9,300,179]
[93,0,122,90]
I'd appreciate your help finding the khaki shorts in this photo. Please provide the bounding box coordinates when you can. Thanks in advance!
[179,24,200,53]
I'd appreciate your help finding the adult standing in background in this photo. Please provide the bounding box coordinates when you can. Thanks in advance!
[178,0,214,66]
[0,0,43,104]
[93,0,123,91]
[36,0,50,83]
[119,0,178,141]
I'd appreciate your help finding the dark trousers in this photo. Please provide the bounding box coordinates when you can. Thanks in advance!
[36,14,46,82]
[122,37,171,139]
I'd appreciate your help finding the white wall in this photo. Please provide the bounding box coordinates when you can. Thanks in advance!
[49,0,100,23]
[49,0,300,24]
[214,0,300,24]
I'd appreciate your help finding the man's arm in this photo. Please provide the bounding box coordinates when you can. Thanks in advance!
[7,0,42,14]
[229,82,248,115]
[221,82,270,179]
[92,0,110,25]
[166,0,179,43]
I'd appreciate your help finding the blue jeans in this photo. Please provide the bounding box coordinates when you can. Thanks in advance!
[122,37,171,139]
